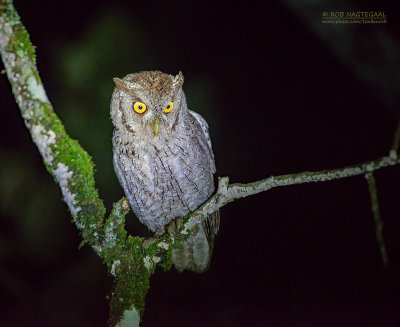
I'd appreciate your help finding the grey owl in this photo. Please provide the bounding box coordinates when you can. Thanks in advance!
[110,70,219,272]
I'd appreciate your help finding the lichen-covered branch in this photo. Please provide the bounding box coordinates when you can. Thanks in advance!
[138,148,400,286]
[178,153,400,235]
[0,0,106,249]
[365,172,389,266]
[0,2,140,325]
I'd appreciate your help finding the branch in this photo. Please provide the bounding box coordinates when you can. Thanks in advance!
[365,172,388,266]
[0,0,105,249]
[142,148,400,276]
[179,153,400,235]
[0,2,142,324]
[391,120,400,154]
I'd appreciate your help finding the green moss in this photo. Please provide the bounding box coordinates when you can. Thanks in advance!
[40,104,66,136]
[1,3,20,26]
[21,65,31,76]
[105,233,178,324]
[160,245,173,271]
[108,236,151,325]
[2,2,40,83]
[102,199,129,251]
[3,5,36,64]
[144,234,174,272]
[38,103,106,242]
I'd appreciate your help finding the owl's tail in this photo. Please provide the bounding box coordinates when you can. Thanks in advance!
[172,210,220,273]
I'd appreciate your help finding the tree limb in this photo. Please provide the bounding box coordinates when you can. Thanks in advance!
[0,0,105,249]
[179,153,400,236]
[365,172,388,266]
[391,120,400,154]
[0,2,141,324]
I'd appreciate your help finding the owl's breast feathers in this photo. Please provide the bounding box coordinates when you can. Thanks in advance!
[112,110,215,234]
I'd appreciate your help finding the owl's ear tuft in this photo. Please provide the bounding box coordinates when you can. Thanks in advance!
[173,71,184,93]
[113,77,129,91]
[113,78,140,95]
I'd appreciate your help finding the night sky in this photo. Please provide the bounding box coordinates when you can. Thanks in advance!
[1,0,400,326]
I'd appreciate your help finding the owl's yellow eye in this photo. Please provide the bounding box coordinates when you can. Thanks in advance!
[133,102,147,114]
[164,102,173,113]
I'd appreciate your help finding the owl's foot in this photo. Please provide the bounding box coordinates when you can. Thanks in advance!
[166,217,184,235]
[154,228,166,238]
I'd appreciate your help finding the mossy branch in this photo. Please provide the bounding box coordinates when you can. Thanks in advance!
[1,1,399,326]
[0,0,105,247]
[0,1,140,325]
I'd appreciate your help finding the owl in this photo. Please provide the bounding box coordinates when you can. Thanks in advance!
[110,71,219,272]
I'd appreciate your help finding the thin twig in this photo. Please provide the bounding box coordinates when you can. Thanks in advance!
[391,120,400,154]
[180,154,400,234]
[365,172,389,266]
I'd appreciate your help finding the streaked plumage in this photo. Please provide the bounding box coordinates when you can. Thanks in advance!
[110,71,219,272]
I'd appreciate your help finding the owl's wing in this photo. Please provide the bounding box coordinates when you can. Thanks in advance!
[189,110,213,153]
[171,110,219,273]
[188,110,216,173]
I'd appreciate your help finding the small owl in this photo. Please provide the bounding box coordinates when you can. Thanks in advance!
[110,71,219,272]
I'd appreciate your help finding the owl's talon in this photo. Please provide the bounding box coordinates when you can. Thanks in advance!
[154,228,166,238]
[166,221,176,235]
[175,217,184,230]
[167,217,184,235]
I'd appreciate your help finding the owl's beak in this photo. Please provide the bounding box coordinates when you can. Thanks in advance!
[152,117,160,136]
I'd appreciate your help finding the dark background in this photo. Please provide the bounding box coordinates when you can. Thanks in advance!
[1,0,400,326]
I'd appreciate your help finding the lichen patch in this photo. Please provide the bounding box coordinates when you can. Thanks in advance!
[104,221,117,248]
[143,256,152,270]
[157,241,169,250]
[31,124,56,164]
[116,304,140,327]
[111,259,121,277]
[53,162,82,222]
[27,75,48,102]
[152,256,161,264]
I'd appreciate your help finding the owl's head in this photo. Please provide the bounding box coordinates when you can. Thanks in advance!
[110,70,186,138]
